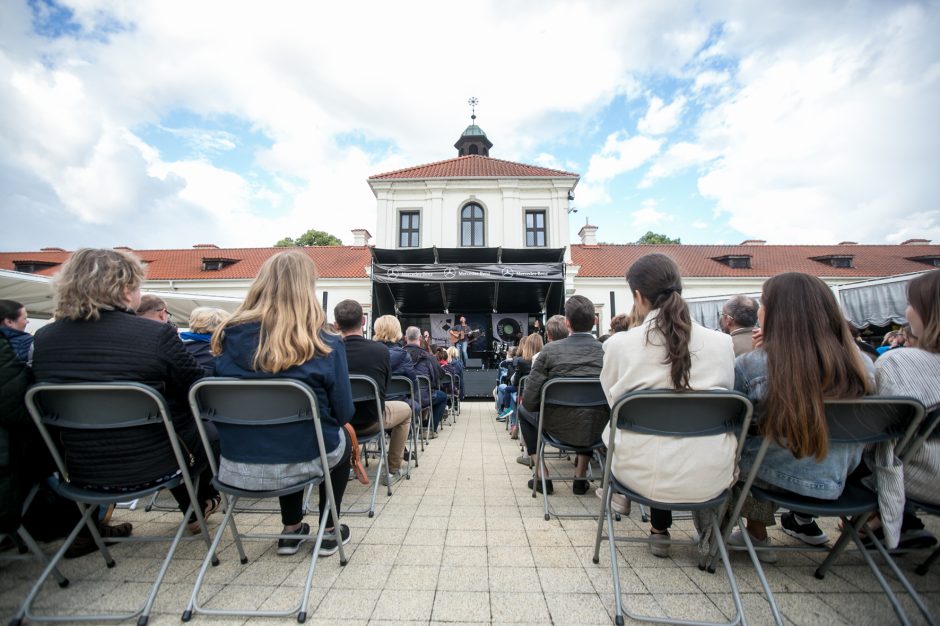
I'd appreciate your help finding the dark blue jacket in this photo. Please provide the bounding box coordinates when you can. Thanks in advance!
[0,328,32,363]
[213,323,354,459]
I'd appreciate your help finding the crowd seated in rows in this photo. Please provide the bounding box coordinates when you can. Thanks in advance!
[180,307,228,375]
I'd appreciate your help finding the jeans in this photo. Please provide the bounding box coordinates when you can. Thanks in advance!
[456,340,469,367]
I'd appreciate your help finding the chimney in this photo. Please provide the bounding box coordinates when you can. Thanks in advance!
[112,246,133,251]
[40,247,66,252]
[193,243,219,249]
[351,229,372,246]
[739,239,766,246]
[900,238,931,246]
[578,224,598,246]
[838,241,858,245]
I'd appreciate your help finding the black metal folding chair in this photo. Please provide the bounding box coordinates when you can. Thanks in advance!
[592,390,753,626]
[342,375,393,517]
[532,377,609,520]
[725,397,932,626]
[897,407,940,576]
[13,382,214,626]
[390,375,421,460]
[416,374,434,442]
[0,484,69,589]
[183,378,348,623]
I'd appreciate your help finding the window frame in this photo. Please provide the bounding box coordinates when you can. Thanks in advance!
[398,209,421,248]
[460,203,486,247]
[524,209,548,247]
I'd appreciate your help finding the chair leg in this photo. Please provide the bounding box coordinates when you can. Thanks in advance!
[735,516,785,626]
[15,525,68,588]
[605,490,625,626]
[916,545,940,576]
[815,513,869,579]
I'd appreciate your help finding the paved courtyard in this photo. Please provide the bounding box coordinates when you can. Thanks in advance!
[2,400,939,625]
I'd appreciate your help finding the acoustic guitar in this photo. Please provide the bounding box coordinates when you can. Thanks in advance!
[449,327,482,344]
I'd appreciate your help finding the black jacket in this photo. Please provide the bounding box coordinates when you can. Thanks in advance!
[343,335,391,430]
[521,333,607,448]
[403,343,444,406]
[0,336,30,532]
[32,310,205,488]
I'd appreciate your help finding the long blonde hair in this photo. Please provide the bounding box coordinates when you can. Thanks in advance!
[211,250,331,372]
[521,333,543,360]
[53,248,145,321]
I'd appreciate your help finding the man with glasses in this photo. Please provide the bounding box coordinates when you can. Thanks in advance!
[137,294,173,324]
[718,295,759,356]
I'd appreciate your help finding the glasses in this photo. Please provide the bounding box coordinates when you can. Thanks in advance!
[158,308,173,319]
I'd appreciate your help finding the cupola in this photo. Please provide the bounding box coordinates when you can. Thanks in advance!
[454,96,493,157]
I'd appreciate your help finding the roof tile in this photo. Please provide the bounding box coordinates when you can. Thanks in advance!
[369,155,579,180]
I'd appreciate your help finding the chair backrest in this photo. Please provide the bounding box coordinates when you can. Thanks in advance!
[517,375,528,400]
[539,377,608,415]
[388,375,415,400]
[188,378,327,468]
[611,389,753,438]
[349,374,384,430]
[822,397,924,446]
[415,374,431,407]
[899,406,939,463]
[24,382,185,487]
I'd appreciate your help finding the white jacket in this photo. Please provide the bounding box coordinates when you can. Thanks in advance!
[601,310,736,503]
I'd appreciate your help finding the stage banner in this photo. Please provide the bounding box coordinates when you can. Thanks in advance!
[372,263,564,283]
[491,313,529,345]
[430,314,489,351]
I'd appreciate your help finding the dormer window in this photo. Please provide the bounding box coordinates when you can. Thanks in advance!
[12,260,59,274]
[811,254,854,269]
[907,255,940,268]
[713,255,752,269]
[201,257,239,271]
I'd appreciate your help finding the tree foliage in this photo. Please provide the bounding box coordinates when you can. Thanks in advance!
[635,231,681,245]
[274,229,343,247]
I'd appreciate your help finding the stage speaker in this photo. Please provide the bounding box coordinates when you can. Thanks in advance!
[465,357,485,369]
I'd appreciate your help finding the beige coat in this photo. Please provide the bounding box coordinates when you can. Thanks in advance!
[601,311,736,503]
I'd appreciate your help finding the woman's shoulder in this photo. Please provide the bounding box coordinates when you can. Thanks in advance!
[877,347,940,372]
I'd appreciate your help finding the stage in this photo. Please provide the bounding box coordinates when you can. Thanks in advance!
[461,368,498,399]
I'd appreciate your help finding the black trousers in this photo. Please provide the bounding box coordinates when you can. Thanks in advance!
[279,434,352,527]
[650,508,672,530]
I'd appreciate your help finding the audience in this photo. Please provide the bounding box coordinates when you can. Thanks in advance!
[212,250,354,556]
[136,294,172,324]
[403,326,448,437]
[733,272,873,561]
[0,300,31,364]
[519,295,607,495]
[31,248,219,551]
[334,299,412,486]
[372,315,419,419]
[600,253,735,557]
[720,295,760,356]
[180,307,228,374]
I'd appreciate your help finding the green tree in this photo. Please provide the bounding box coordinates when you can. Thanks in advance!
[274,229,343,247]
[635,231,681,244]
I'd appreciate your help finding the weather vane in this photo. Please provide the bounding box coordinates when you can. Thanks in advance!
[468,96,479,122]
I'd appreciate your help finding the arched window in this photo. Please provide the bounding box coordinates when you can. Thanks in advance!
[468,144,479,155]
[461,203,485,247]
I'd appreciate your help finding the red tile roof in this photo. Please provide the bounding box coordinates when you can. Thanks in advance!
[0,247,373,280]
[571,244,940,278]
[369,155,579,180]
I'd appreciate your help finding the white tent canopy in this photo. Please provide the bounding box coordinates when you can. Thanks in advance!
[0,269,243,324]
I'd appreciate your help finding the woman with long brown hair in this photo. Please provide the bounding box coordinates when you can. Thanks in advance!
[212,250,354,556]
[734,272,873,560]
[601,253,736,557]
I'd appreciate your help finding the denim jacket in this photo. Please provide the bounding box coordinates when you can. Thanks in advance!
[734,349,874,499]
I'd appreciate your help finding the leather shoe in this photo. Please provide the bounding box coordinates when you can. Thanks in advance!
[65,521,133,559]
[527,478,554,494]
[572,479,590,495]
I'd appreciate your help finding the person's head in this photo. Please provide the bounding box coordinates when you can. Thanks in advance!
[906,269,940,353]
[759,272,871,460]
[435,347,448,361]
[211,249,330,373]
[188,307,227,335]
[545,314,568,342]
[564,295,595,333]
[373,315,402,343]
[881,330,899,347]
[446,346,458,362]
[52,248,146,321]
[521,332,543,360]
[533,318,542,328]
[459,316,466,325]
[404,326,422,345]
[137,294,170,323]
[626,253,692,390]
[608,313,630,334]
[0,300,28,331]
[333,299,364,336]
[720,295,759,333]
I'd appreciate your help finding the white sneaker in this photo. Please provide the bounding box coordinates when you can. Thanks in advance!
[381,469,404,486]
[728,529,778,564]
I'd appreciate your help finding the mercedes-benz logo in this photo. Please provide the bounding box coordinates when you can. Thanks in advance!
[502,267,515,278]
[388,268,399,280]
[443,267,457,279]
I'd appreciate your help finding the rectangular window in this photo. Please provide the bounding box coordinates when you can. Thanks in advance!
[399,211,420,248]
[525,210,546,247]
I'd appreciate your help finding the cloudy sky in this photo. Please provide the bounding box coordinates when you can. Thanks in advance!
[1,0,938,251]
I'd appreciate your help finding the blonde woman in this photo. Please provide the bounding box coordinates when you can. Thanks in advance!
[180,307,229,374]
[212,250,354,556]
[31,248,219,554]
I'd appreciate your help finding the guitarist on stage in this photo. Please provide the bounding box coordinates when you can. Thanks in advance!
[448,315,470,367]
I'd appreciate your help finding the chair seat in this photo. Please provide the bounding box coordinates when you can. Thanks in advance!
[211,476,322,499]
[53,473,183,505]
[908,497,940,516]
[749,481,876,517]
[542,431,604,454]
[610,475,730,511]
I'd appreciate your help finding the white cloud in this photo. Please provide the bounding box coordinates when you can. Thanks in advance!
[693,70,730,92]
[691,220,709,229]
[640,141,715,188]
[583,131,662,186]
[637,95,686,135]
[630,199,673,228]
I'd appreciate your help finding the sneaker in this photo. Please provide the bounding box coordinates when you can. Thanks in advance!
[595,488,631,515]
[781,512,829,545]
[649,530,671,558]
[728,529,778,564]
[516,454,533,467]
[277,523,310,556]
[428,430,439,440]
[319,524,351,557]
[495,414,507,422]
[381,469,404,486]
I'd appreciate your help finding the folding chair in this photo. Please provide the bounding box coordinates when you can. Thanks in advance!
[13,382,214,626]
[0,484,69,589]
[532,377,609,520]
[416,374,434,441]
[444,372,459,424]
[592,389,754,626]
[390,375,422,459]
[899,407,940,576]
[183,378,348,623]
[343,375,393,518]
[515,375,528,441]
[725,397,932,626]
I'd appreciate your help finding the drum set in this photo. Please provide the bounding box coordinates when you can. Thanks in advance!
[491,339,514,364]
